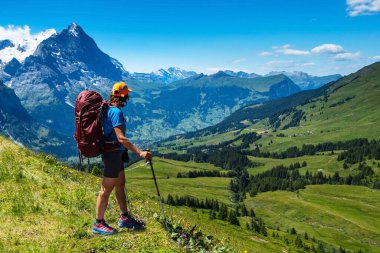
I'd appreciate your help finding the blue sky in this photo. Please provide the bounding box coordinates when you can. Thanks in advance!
[1,0,380,75]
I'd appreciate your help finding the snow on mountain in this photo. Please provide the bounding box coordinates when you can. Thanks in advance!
[1,23,314,156]
[0,25,56,65]
[224,70,260,78]
[167,67,197,79]
[130,67,197,84]
[68,23,79,37]
[5,23,126,136]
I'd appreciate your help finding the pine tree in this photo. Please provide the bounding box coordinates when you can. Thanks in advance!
[290,227,297,235]
[317,242,325,253]
[218,204,228,221]
[259,218,267,236]
[249,208,256,217]
[209,209,216,220]
[227,210,240,226]
[295,235,303,248]
[241,204,248,216]
[166,194,175,205]
[251,218,260,233]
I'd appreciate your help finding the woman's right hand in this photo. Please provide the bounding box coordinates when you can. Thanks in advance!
[139,150,152,160]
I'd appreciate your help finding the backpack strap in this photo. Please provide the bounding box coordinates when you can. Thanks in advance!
[100,102,121,150]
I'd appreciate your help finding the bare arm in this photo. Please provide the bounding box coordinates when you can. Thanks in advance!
[114,125,152,160]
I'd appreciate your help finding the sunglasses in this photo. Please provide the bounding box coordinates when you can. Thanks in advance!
[120,95,130,102]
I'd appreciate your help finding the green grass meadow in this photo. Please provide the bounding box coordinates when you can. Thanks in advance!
[125,156,380,252]
[248,153,350,176]
[0,137,290,252]
[245,185,380,252]
[125,158,232,204]
[0,136,182,252]
[2,131,380,252]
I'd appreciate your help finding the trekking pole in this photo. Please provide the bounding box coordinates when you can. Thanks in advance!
[144,150,168,229]
[124,181,132,212]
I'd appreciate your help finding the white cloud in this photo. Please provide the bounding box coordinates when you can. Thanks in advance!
[311,44,344,54]
[301,62,316,66]
[334,52,361,61]
[264,43,345,57]
[0,25,56,63]
[258,51,273,56]
[0,25,32,41]
[274,44,310,56]
[232,58,246,64]
[280,48,310,56]
[346,0,380,16]
[372,55,380,60]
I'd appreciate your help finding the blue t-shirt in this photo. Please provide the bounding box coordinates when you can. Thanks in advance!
[103,106,126,144]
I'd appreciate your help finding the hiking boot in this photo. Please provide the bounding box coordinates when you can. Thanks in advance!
[92,220,118,235]
[118,213,145,229]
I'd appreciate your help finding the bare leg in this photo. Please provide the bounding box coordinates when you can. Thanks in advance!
[96,176,118,220]
[115,170,128,214]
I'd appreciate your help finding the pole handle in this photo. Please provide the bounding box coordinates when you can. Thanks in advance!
[142,149,152,164]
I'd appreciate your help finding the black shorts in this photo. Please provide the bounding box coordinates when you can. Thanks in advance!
[101,150,124,178]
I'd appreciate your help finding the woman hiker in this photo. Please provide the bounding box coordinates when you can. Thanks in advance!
[92,81,152,235]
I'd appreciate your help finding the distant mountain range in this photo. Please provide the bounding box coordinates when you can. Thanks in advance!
[129,67,197,84]
[0,24,341,89]
[128,69,341,90]
[166,61,379,143]
[265,71,342,90]
[0,23,343,158]
[223,70,260,79]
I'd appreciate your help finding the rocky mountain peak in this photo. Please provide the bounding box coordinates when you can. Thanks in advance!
[0,40,15,50]
[30,23,124,80]
[68,23,82,37]
[3,58,21,76]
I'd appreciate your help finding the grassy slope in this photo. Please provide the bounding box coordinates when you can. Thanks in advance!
[3,135,379,252]
[0,136,293,253]
[125,159,315,252]
[125,158,232,204]
[163,206,287,253]
[0,136,182,253]
[159,62,380,154]
[125,157,380,252]
[246,185,380,252]
[151,63,380,252]
[248,153,346,176]
[243,62,380,152]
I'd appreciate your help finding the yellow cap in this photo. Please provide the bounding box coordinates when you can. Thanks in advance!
[112,82,132,97]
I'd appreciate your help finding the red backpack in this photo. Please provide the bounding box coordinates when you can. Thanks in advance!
[74,90,118,158]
